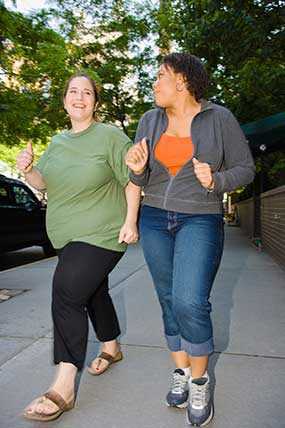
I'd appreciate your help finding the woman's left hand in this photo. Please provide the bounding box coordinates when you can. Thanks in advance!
[118,222,139,244]
[192,157,214,190]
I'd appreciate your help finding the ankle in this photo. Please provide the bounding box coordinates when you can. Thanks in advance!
[176,367,191,377]
[53,363,77,390]
[102,340,120,354]
[51,378,75,397]
[190,370,208,381]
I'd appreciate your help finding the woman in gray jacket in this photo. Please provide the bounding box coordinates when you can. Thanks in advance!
[126,52,255,427]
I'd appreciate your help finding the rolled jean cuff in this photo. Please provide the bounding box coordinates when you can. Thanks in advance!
[181,336,214,356]
[165,334,182,352]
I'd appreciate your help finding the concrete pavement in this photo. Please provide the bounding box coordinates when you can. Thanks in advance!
[0,226,285,428]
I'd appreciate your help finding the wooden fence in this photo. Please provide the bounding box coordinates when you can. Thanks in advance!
[236,185,285,269]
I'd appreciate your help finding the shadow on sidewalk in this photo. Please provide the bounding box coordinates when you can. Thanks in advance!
[209,226,254,403]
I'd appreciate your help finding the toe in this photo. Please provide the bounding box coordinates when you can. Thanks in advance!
[37,398,59,416]
[24,396,59,417]
[91,357,108,373]
[24,398,40,414]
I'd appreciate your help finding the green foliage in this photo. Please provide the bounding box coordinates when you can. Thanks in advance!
[0,1,155,147]
[38,0,156,136]
[0,4,72,146]
[155,0,285,123]
[0,140,46,175]
[154,0,284,196]
[258,151,285,190]
[0,0,284,196]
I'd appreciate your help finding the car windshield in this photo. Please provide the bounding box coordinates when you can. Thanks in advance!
[13,186,33,205]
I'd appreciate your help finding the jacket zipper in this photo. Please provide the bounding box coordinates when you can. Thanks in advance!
[163,176,174,209]
[155,103,212,209]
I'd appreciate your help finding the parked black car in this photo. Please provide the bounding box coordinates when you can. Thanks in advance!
[0,174,55,256]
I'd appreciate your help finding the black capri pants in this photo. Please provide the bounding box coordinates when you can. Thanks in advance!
[52,241,123,370]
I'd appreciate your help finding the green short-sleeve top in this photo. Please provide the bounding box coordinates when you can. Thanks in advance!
[36,122,132,251]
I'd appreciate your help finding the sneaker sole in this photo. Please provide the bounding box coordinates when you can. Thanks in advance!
[186,403,214,426]
[166,400,188,409]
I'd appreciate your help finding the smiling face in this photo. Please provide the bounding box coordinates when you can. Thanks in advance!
[153,64,184,108]
[63,76,96,123]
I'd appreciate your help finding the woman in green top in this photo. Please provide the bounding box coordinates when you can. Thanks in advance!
[16,72,141,421]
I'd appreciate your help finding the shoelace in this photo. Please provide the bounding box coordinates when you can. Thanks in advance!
[190,382,207,408]
[171,372,188,394]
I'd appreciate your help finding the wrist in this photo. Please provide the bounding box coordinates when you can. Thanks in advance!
[124,217,137,226]
[206,177,215,192]
[132,167,145,176]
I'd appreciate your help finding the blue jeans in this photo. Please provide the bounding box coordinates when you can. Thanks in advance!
[139,205,224,356]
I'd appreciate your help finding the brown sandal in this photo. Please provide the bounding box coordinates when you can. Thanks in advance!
[23,389,74,422]
[88,350,123,375]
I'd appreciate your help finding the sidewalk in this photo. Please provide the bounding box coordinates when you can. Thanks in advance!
[0,226,285,428]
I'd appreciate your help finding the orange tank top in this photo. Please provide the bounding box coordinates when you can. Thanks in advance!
[154,133,194,176]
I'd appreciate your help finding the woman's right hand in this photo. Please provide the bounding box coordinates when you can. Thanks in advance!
[16,142,34,173]
[125,138,148,174]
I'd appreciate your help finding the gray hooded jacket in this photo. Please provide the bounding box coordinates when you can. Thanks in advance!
[129,100,255,214]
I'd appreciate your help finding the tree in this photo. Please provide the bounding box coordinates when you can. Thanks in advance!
[155,0,285,123]
[156,0,173,55]
[2,0,284,157]
[1,0,157,149]
[45,0,156,137]
[0,4,75,147]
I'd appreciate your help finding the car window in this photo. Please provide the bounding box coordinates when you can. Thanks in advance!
[0,185,13,207]
[13,185,37,207]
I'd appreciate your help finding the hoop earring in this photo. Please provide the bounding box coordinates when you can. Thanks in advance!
[176,84,184,92]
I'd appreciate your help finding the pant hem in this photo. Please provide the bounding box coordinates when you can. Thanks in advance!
[181,336,214,356]
[165,334,181,352]
[165,334,214,356]
[54,359,83,370]
[96,332,121,343]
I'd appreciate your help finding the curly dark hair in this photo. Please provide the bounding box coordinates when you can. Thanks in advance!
[162,53,209,101]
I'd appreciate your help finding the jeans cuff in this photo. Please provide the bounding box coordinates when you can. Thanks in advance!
[181,336,214,356]
[165,334,182,352]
